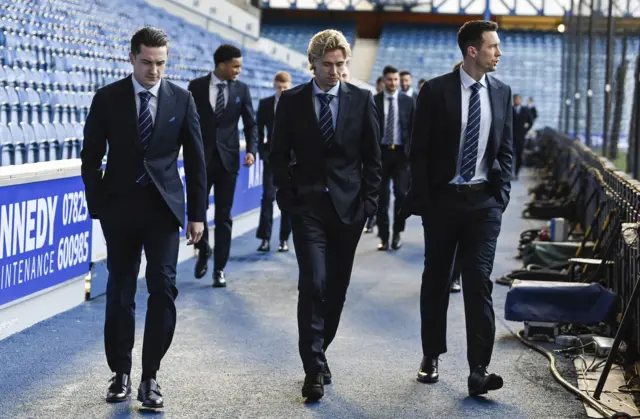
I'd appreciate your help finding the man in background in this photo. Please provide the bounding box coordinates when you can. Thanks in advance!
[189,44,258,287]
[513,93,534,179]
[399,70,418,102]
[256,71,293,252]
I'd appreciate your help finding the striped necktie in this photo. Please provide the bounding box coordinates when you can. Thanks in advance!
[383,96,395,145]
[136,90,153,185]
[316,93,335,146]
[460,82,482,182]
[215,82,225,119]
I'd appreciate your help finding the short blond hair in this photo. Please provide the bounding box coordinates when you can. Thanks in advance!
[307,29,352,71]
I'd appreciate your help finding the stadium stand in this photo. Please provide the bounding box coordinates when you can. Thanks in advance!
[0,0,308,166]
[260,20,356,55]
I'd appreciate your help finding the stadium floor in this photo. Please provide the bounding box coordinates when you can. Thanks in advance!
[0,170,588,419]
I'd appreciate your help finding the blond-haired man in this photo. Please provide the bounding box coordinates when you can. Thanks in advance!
[271,29,382,401]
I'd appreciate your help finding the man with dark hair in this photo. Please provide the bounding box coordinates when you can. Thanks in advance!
[375,76,384,93]
[405,20,512,397]
[418,78,426,90]
[399,70,417,101]
[256,71,293,252]
[374,65,414,250]
[81,26,207,408]
[188,43,258,287]
[512,94,534,178]
[527,97,537,120]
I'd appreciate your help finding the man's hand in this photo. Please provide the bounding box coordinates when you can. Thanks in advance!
[186,221,205,245]
[244,152,255,167]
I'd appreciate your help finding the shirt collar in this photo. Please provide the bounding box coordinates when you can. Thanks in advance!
[132,75,161,98]
[312,79,340,97]
[384,89,399,100]
[459,65,487,90]
[211,72,227,87]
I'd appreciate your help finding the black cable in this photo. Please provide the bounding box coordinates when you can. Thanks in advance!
[515,329,624,418]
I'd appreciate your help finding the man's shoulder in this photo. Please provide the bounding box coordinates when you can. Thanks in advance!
[487,74,510,92]
[259,95,275,105]
[344,82,372,100]
[163,79,190,98]
[280,83,306,100]
[232,79,251,91]
[96,76,130,98]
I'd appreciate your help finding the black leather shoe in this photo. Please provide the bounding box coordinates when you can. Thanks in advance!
[391,233,402,250]
[278,241,289,252]
[323,361,332,384]
[417,357,439,383]
[450,277,461,293]
[194,246,211,279]
[468,366,503,397]
[106,373,131,403]
[213,270,226,288]
[301,372,324,401]
[364,217,376,233]
[377,241,389,251]
[257,240,270,252]
[137,378,163,408]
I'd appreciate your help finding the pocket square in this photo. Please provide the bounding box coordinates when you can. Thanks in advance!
[235,97,240,104]
[169,116,176,122]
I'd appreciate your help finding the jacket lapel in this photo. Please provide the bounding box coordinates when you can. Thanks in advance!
[446,70,462,152]
[225,80,237,117]
[148,79,175,149]
[302,81,323,141]
[123,75,143,153]
[334,82,351,145]
[486,76,503,157]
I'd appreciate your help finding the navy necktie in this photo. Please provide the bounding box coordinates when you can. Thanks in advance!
[460,82,482,182]
[215,82,225,119]
[137,90,153,185]
[384,96,395,145]
[316,93,335,146]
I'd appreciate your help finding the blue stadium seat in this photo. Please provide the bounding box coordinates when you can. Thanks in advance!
[32,121,49,162]
[8,122,25,165]
[21,121,38,163]
[0,123,13,166]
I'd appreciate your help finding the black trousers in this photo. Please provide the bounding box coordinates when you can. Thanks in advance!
[101,184,179,378]
[256,159,291,241]
[195,151,238,271]
[514,137,525,176]
[291,195,365,374]
[376,147,410,241]
[420,187,502,369]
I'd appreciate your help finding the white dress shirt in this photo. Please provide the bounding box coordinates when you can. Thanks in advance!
[383,89,401,145]
[312,79,340,130]
[209,73,229,112]
[450,65,492,185]
[132,76,160,124]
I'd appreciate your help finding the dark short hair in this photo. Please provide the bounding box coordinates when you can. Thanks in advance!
[376,76,383,84]
[130,27,169,55]
[457,20,499,57]
[418,78,426,84]
[214,44,242,67]
[382,65,399,76]
[399,71,411,78]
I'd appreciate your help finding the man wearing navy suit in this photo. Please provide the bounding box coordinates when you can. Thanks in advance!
[512,93,534,178]
[256,71,292,252]
[188,44,258,287]
[271,30,381,401]
[374,65,414,251]
[81,27,207,408]
[405,20,513,397]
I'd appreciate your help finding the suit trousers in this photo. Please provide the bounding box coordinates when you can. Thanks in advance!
[101,184,180,377]
[376,147,410,241]
[256,159,291,241]
[291,194,365,374]
[420,187,502,370]
[196,150,238,271]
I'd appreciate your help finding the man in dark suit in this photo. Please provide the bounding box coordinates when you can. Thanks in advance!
[527,97,538,121]
[513,94,534,178]
[188,44,258,287]
[399,70,418,102]
[256,71,292,252]
[270,29,381,401]
[405,20,513,397]
[80,27,206,408]
[374,65,414,250]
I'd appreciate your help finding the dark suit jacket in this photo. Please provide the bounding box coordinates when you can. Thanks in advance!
[374,91,415,155]
[405,68,513,216]
[257,95,276,160]
[513,106,533,148]
[270,80,382,225]
[80,75,207,227]
[188,74,258,173]
[529,105,537,120]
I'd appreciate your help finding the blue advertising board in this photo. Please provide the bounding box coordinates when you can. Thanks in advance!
[0,176,92,307]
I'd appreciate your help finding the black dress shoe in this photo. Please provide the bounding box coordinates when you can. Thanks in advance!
[213,270,226,288]
[417,357,439,383]
[301,372,324,401]
[323,361,332,384]
[106,372,131,403]
[391,233,402,250]
[137,378,163,408]
[450,277,461,293]
[194,246,212,279]
[377,241,389,251]
[278,240,289,252]
[364,217,376,233]
[257,240,270,252]
[468,366,503,397]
